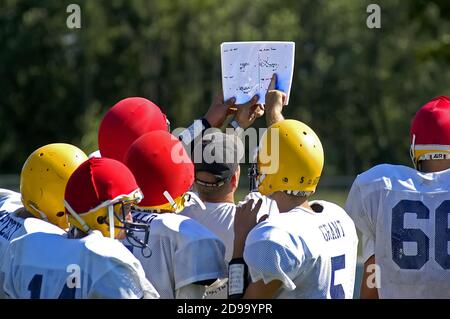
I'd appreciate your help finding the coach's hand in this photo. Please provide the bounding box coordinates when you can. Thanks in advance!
[232,199,266,258]
[234,95,264,129]
[204,91,236,128]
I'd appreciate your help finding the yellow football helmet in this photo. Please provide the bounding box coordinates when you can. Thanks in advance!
[256,119,324,196]
[20,143,88,229]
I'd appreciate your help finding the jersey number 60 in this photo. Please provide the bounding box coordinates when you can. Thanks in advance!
[392,199,450,270]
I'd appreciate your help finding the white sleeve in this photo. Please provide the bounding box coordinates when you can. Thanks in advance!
[0,189,21,201]
[89,263,159,299]
[344,179,376,262]
[0,189,23,215]
[244,234,304,291]
[173,239,226,290]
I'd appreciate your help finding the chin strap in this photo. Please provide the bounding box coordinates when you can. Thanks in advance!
[28,203,49,221]
[64,200,91,233]
[186,191,206,210]
[163,191,178,211]
[410,134,417,169]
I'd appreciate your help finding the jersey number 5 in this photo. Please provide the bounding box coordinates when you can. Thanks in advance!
[392,199,450,270]
[330,254,346,299]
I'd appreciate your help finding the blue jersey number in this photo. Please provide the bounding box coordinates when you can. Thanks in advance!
[330,254,346,299]
[391,199,450,270]
[27,274,76,299]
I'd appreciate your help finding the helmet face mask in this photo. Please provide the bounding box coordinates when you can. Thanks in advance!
[122,218,151,257]
[67,199,151,250]
[106,201,151,252]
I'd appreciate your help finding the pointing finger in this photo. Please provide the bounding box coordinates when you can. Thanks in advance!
[267,73,277,91]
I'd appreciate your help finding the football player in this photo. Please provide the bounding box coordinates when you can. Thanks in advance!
[345,95,450,298]
[1,157,159,298]
[180,76,278,265]
[228,87,358,299]
[182,132,278,263]
[0,143,88,298]
[124,130,227,298]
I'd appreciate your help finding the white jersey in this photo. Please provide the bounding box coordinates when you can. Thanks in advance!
[182,202,235,263]
[0,189,65,298]
[1,230,159,299]
[244,200,358,299]
[127,211,227,298]
[345,164,450,298]
[181,192,279,263]
[0,189,23,217]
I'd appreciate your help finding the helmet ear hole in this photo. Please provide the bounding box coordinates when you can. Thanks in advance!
[56,211,65,217]
[97,216,106,224]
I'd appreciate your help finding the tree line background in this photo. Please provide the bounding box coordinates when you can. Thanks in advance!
[1,0,449,180]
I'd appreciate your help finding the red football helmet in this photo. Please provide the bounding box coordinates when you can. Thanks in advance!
[64,157,149,247]
[124,130,194,212]
[98,97,169,162]
[410,96,450,167]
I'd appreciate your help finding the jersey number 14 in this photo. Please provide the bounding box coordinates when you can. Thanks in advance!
[28,274,76,299]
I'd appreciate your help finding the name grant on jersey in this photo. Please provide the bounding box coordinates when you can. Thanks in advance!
[318,220,345,242]
[0,215,22,241]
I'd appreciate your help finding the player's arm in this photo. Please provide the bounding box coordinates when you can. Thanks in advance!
[265,74,286,127]
[229,199,280,299]
[360,255,379,299]
[344,179,379,298]
[242,279,282,299]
